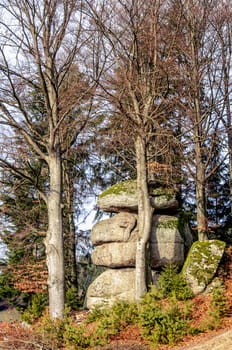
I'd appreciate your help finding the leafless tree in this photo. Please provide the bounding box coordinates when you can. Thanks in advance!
[0,0,100,318]
[212,1,232,213]
[90,0,181,299]
[173,0,224,240]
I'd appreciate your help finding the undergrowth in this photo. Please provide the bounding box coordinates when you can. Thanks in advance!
[34,265,229,349]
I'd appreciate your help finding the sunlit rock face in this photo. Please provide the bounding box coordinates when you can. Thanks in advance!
[182,240,226,295]
[150,215,185,269]
[86,181,194,309]
[91,242,137,268]
[97,180,137,213]
[91,212,138,245]
[97,180,179,212]
[86,268,136,309]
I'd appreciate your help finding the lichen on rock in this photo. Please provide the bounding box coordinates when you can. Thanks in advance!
[99,180,137,198]
[98,180,179,212]
[150,215,185,268]
[181,240,226,295]
[97,180,138,212]
[86,268,136,309]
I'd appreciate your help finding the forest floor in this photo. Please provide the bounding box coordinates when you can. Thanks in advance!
[1,249,232,349]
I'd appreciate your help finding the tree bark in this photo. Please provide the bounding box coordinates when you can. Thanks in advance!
[195,155,208,241]
[228,128,232,214]
[63,165,78,287]
[188,9,208,241]
[44,150,65,319]
[135,136,153,300]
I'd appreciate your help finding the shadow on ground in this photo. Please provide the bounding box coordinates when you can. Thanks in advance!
[0,300,21,322]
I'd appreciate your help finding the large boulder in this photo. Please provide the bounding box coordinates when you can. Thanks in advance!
[97,180,137,212]
[91,242,136,267]
[182,240,226,295]
[150,188,179,212]
[86,268,135,309]
[98,180,179,213]
[150,215,185,268]
[91,212,138,245]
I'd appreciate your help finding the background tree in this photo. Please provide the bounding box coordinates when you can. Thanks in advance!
[212,1,232,214]
[0,0,100,318]
[171,0,224,241]
[91,0,182,299]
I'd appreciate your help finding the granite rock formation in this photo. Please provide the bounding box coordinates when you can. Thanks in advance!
[182,240,226,295]
[86,181,195,309]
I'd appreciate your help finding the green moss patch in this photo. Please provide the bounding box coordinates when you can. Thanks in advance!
[150,187,176,199]
[182,240,226,291]
[156,217,179,230]
[99,180,137,198]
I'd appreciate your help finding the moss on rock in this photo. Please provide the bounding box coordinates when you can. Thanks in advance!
[150,187,177,199]
[98,181,179,212]
[182,240,226,295]
[156,217,179,230]
[99,180,137,199]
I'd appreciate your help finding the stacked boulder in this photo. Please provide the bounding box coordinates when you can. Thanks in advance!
[86,180,193,309]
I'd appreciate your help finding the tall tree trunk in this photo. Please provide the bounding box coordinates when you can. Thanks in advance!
[223,68,232,214]
[195,119,208,241]
[219,18,232,214]
[63,169,78,287]
[195,158,208,241]
[135,136,154,300]
[187,5,208,241]
[66,211,78,286]
[45,150,65,319]
[228,128,232,214]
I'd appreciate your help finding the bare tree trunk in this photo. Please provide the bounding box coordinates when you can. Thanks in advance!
[63,168,78,287]
[228,129,232,214]
[45,150,65,319]
[195,151,208,241]
[135,136,153,300]
[223,54,232,214]
[66,211,78,286]
[189,12,208,241]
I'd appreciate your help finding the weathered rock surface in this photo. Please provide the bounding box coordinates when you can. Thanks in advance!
[91,242,136,268]
[91,212,138,245]
[182,240,226,295]
[150,215,185,268]
[97,181,137,212]
[98,181,179,212]
[86,181,195,308]
[150,188,179,212]
[92,215,190,269]
[86,268,135,309]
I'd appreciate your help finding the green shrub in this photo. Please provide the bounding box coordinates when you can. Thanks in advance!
[65,300,139,349]
[148,305,189,346]
[204,282,229,330]
[211,282,228,317]
[109,300,139,326]
[86,304,108,323]
[64,301,137,349]
[64,323,91,349]
[0,272,20,301]
[22,292,48,323]
[66,286,81,311]
[37,308,72,348]
[87,300,138,326]
[33,278,229,349]
[139,294,192,346]
[157,264,193,300]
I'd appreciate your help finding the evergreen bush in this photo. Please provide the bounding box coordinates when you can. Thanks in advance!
[157,264,193,300]
[22,292,48,323]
